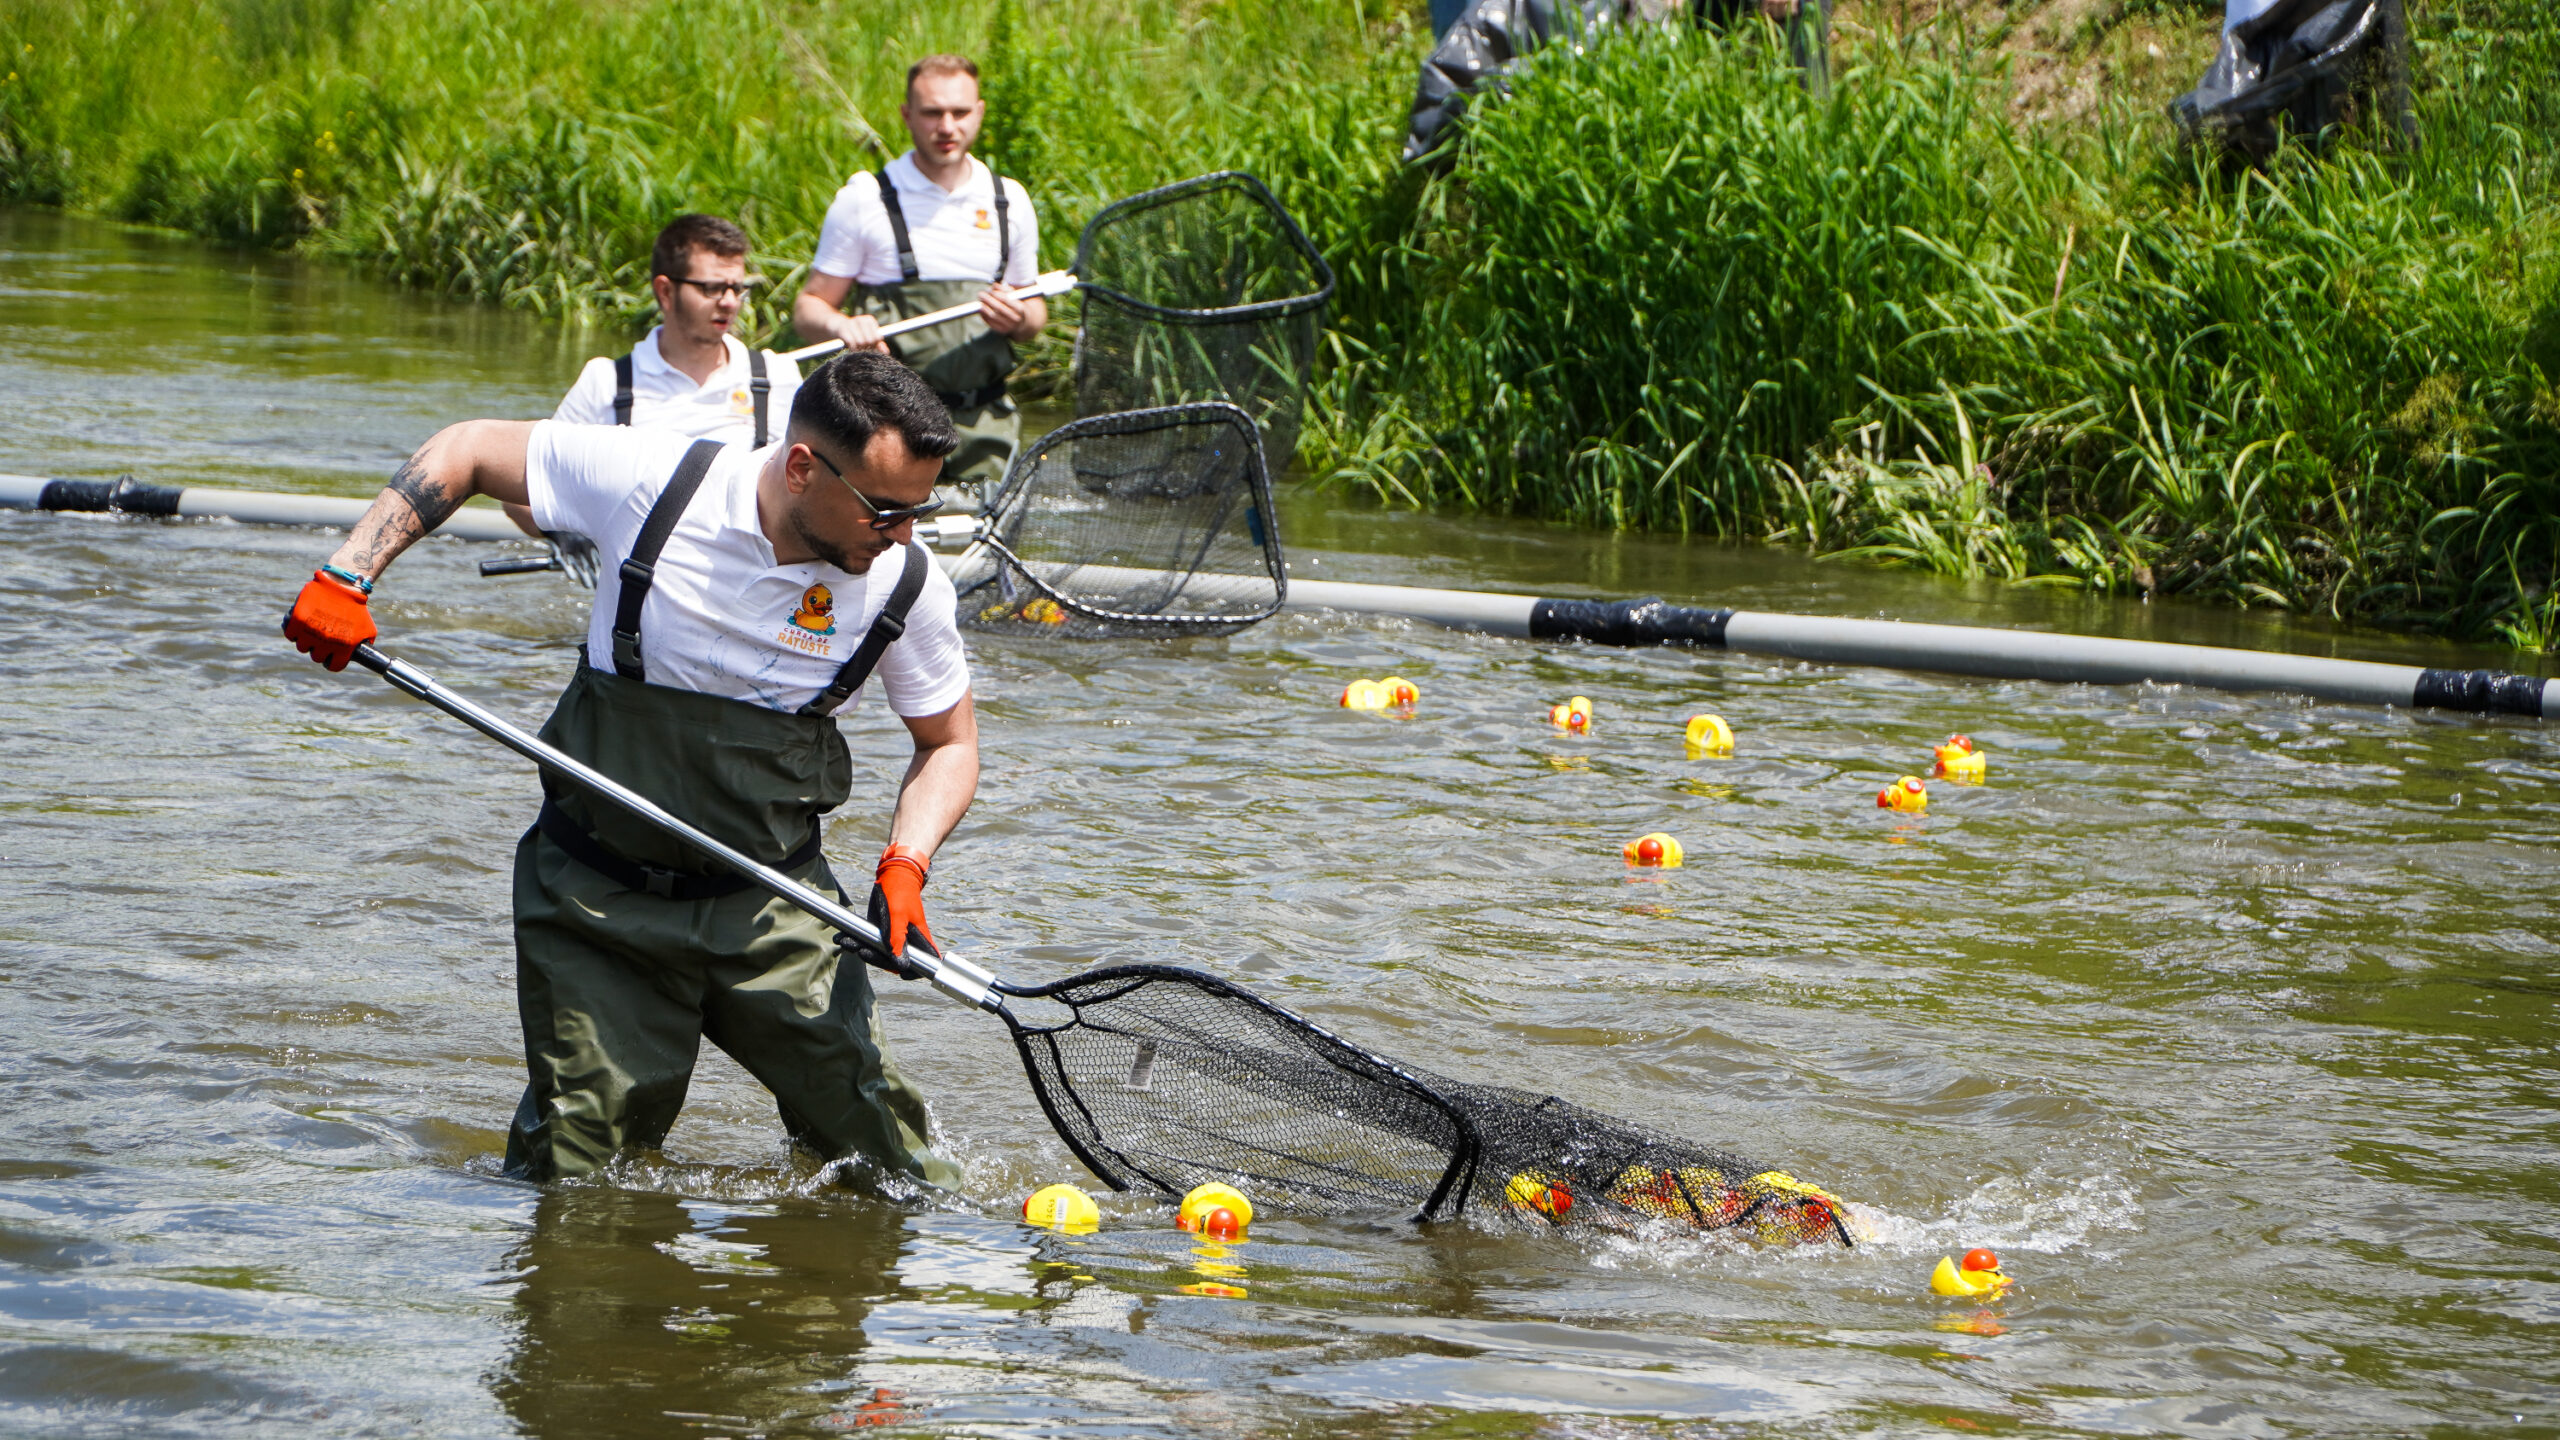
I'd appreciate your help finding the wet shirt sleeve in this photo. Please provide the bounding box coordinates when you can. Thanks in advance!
[870,553,971,719]
[552,357,616,426]
[809,177,887,285]
[523,421,689,557]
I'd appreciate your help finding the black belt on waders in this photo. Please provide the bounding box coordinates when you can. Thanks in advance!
[531,438,932,902]
[613,347,772,446]
[866,169,1017,412]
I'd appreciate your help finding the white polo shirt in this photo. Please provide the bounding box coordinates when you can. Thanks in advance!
[809,152,1041,287]
[553,328,803,447]
[523,422,970,719]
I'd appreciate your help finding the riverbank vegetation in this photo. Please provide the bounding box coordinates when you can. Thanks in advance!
[3,0,2554,643]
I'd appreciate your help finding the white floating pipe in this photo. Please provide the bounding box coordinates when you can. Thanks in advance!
[933,549,2554,718]
[0,472,524,543]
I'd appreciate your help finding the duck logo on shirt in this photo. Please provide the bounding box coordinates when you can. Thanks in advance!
[973,207,992,229]
[789,583,837,638]
[730,386,753,415]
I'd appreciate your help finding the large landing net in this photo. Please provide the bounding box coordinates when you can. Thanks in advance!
[1070,171,1334,479]
[998,965,1854,1244]
[958,402,1285,640]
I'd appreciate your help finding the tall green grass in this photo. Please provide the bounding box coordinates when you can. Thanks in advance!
[1303,4,2560,641]
[5,0,2555,642]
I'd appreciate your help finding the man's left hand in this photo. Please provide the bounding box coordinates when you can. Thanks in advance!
[868,844,939,967]
[978,284,1031,341]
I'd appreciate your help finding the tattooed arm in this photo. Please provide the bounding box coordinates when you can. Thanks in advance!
[326,420,538,582]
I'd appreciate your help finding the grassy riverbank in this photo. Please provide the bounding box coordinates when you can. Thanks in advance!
[4,0,2555,642]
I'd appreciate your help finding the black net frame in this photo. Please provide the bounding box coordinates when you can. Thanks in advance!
[959,401,1287,639]
[991,964,1853,1245]
[1070,171,1335,479]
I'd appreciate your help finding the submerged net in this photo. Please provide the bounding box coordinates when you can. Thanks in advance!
[1000,965,1853,1245]
[956,402,1285,640]
[1070,171,1333,479]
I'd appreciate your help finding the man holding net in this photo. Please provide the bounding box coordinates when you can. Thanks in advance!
[793,54,1046,495]
[278,353,973,1189]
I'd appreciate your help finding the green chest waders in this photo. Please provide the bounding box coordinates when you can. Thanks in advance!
[852,170,1021,490]
[505,439,957,1188]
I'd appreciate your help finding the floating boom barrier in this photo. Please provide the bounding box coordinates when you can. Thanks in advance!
[5,473,2547,717]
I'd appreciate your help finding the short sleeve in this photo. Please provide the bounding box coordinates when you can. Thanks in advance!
[809,177,879,281]
[524,422,689,543]
[552,357,617,426]
[868,552,972,719]
[1002,179,1041,287]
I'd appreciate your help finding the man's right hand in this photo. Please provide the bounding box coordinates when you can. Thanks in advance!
[283,570,377,671]
[837,312,890,355]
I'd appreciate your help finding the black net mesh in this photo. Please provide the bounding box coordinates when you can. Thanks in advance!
[1000,966,1852,1245]
[956,402,1285,640]
[1070,171,1334,479]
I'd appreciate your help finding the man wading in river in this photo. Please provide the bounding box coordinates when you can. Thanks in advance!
[280,353,971,1187]
[793,54,1044,493]
[506,213,805,566]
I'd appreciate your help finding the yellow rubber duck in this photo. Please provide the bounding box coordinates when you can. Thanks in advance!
[1341,679,1390,710]
[1685,713,1734,757]
[1930,1247,2013,1297]
[1932,733,1987,782]
[1877,775,1929,812]
[1504,1171,1574,1222]
[1622,832,1684,868]
[1176,1182,1253,1237]
[1021,1183,1101,1234]
[1549,696,1595,732]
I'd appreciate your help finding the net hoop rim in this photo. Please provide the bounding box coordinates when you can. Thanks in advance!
[992,961,1482,1219]
[1070,170,1337,325]
[975,400,1290,633]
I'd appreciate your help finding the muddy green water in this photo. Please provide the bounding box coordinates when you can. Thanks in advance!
[0,209,2554,1438]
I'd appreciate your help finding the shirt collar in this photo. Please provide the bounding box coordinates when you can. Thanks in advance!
[888,150,989,200]
[632,326,749,383]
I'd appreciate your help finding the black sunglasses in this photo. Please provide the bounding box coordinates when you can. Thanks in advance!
[672,277,758,299]
[806,447,946,532]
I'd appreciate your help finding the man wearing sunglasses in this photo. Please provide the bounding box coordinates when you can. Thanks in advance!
[279,353,974,1191]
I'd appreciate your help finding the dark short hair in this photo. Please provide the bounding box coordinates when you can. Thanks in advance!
[650,214,749,282]
[905,53,979,99]
[790,352,959,468]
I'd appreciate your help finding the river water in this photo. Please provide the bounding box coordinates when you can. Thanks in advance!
[0,208,2553,1438]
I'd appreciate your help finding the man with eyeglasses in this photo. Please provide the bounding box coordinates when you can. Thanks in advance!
[279,352,974,1190]
[517,215,804,580]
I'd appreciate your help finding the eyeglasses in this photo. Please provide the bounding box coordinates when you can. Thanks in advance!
[671,277,758,299]
[806,446,946,532]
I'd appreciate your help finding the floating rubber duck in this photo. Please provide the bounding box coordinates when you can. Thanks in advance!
[1549,695,1595,732]
[1877,775,1929,812]
[1685,713,1734,758]
[1022,597,1066,625]
[1022,1183,1100,1234]
[1504,1171,1574,1222]
[1623,832,1684,868]
[1932,733,1987,782]
[1340,677,1418,711]
[1177,1182,1254,1236]
[1742,1170,1856,1245]
[1930,1247,2012,1297]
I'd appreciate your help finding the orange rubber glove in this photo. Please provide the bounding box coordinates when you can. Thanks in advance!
[867,844,938,964]
[282,570,377,672]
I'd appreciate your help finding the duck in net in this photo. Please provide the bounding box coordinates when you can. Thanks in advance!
[1069,171,1334,478]
[954,402,1287,640]
[1004,964,1857,1245]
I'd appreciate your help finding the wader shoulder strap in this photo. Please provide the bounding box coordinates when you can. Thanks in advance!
[992,174,1011,281]
[612,353,635,425]
[798,541,932,716]
[875,171,921,284]
[610,438,725,682]
[749,346,770,447]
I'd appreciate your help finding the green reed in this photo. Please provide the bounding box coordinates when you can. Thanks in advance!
[3,0,2554,641]
[1301,2,2560,641]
